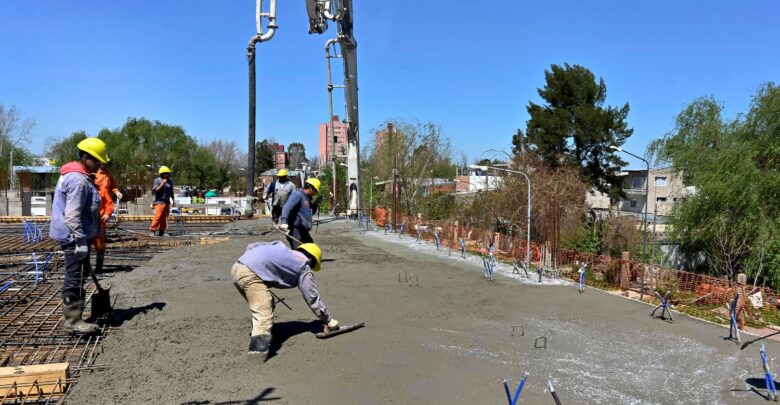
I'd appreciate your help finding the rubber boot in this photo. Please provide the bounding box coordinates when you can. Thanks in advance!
[62,291,100,334]
[248,334,271,362]
[95,252,105,274]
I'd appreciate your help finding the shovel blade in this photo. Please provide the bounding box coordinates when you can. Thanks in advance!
[91,288,112,318]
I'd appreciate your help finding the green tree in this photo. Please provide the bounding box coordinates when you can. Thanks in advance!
[366,120,453,215]
[513,63,632,200]
[647,84,780,284]
[288,142,306,170]
[419,191,455,220]
[47,131,87,168]
[0,103,36,183]
[47,118,202,189]
[255,139,276,175]
[319,163,346,213]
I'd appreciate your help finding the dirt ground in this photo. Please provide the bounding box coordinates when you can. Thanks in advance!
[67,218,780,404]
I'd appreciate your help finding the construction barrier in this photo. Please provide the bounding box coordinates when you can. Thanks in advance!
[390,214,780,331]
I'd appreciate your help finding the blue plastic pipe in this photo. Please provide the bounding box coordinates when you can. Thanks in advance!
[0,281,14,293]
[761,344,777,401]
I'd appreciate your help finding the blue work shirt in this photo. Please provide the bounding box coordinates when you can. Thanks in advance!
[280,189,313,231]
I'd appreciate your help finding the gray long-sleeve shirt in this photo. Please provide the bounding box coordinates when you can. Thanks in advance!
[50,163,100,244]
[237,241,331,322]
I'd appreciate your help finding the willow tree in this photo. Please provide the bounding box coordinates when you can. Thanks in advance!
[647,84,780,284]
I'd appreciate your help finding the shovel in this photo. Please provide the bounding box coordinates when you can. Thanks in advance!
[87,260,112,318]
[65,223,112,317]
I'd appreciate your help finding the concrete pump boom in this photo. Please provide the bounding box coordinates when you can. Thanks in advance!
[247,0,361,217]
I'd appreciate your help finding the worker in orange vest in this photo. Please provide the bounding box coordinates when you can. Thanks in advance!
[150,166,174,236]
[93,163,122,273]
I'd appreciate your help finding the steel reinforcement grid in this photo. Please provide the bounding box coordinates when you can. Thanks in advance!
[0,219,233,404]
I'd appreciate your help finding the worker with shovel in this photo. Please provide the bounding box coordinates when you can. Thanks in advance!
[50,138,108,334]
[230,241,338,361]
[93,162,122,273]
[279,178,321,249]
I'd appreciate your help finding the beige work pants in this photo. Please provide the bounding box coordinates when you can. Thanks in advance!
[230,262,274,336]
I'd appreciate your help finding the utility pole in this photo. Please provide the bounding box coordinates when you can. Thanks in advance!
[390,123,399,231]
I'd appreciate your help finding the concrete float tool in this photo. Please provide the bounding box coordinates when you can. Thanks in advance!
[268,226,363,338]
[315,322,365,339]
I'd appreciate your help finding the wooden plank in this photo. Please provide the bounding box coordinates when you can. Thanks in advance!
[0,363,69,397]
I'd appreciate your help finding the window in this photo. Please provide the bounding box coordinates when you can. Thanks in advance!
[630,200,637,208]
[656,197,667,203]
[655,177,668,186]
[632,176,645,189]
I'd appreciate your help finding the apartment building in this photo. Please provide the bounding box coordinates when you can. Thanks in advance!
[587,167,687,218]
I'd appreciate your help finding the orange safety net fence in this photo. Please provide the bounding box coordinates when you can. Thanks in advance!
[369,208,778,330]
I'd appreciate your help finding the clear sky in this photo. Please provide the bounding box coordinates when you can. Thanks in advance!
[1,1,778,169]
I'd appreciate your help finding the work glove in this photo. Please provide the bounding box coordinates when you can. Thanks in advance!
[74,243,89,260]
[115,191,123,201]
[277,223,289,234]
[324,318,339,333]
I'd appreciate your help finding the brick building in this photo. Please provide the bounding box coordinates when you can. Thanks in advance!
[271,143,288,170]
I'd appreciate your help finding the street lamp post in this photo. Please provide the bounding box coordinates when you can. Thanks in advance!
[470,165,532,274]
[610,145,650,299]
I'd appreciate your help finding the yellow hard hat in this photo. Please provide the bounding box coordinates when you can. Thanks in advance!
[305,178,321,192]
[77,137,110,163]
[277,169,289,177]
[298,243,322,271]
[159,166,172,174]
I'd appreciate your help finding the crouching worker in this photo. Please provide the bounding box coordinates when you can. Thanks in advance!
[230,241,338,361]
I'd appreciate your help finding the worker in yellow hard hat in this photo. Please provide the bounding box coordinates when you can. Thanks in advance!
[149,166,174,236]
[279,178,322,249]
[49,137,109,334]
[230,241,338,361]
[264,168,294,224]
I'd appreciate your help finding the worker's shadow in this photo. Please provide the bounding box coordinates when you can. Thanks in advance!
[106,302,167,327]
[267,320,322,360]
[180,387,281,404]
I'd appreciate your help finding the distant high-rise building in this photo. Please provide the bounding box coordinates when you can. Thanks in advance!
[318,115,348,163]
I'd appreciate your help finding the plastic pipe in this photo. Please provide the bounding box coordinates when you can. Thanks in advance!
[0,281,14,293]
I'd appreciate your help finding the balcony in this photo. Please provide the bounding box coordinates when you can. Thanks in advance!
[622,187,645,194]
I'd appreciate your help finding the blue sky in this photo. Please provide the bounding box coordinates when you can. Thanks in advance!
[0,1,778,169]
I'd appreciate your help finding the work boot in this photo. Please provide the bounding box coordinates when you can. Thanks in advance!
[61,291,100,334]
[248,334,271,362]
